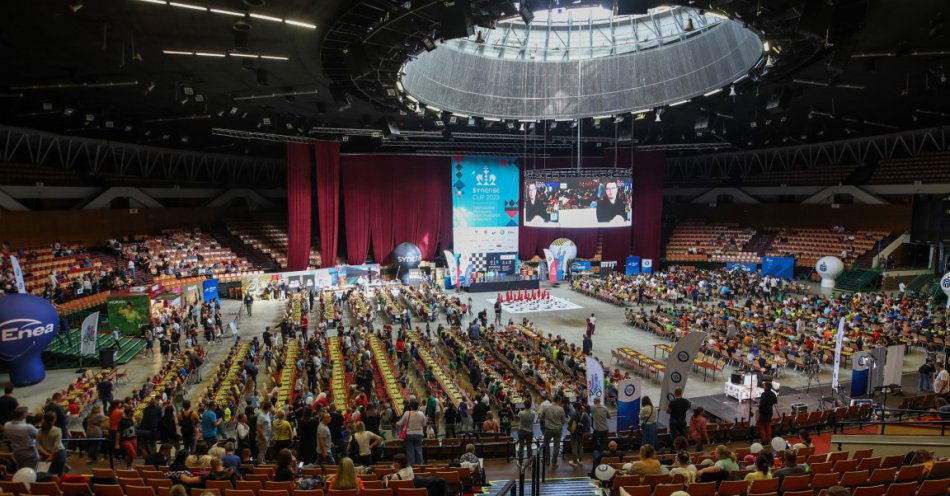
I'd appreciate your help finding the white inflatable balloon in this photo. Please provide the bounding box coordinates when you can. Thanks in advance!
[12,467,36,487]
[771,436,787,452]
[750,442,763,454]
[549,238,578,266]
[815,256,845,289]
[594,464,616,481]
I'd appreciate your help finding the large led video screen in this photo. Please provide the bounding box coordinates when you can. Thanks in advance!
[523,175,632,228]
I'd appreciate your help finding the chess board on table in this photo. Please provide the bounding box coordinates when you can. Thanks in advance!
[486,296,583,314]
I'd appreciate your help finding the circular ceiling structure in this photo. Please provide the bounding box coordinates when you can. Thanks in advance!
[399,6,764,121]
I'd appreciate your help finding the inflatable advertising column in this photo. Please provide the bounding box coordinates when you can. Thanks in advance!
[815,256,844,292]
[0,293,60,386]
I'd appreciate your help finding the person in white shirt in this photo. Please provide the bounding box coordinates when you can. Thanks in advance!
[898,282,906,294]
[934,363,950,394]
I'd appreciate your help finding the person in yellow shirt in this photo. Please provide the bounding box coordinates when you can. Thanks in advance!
[272,410,293,453]
[744,455,773,481]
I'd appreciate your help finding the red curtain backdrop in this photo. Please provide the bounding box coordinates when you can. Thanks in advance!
[315,141,341,267]
[342,155,374,264]
[631,150,665,264]
[601,228,632,264]
[286,143,312,271]
[341,155,451,263]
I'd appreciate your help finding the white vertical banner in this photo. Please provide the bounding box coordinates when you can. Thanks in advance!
[831,317,846,392]
[883,344,905,386]
[585,356,605,406]
[444,250,458,288]
[658,331,707,427]
[10,256,26,294]
[80,311,100,356]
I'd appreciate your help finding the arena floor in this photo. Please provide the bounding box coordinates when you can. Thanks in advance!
[7,282,925,425]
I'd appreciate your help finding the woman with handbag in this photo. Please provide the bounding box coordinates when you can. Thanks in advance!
[639,395,658,448]
[397,400,427,465]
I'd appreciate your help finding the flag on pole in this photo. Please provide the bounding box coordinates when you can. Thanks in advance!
[585,356,605,406]
[832,316,846,392]
[80,311,100,356]
[10,256,26,294]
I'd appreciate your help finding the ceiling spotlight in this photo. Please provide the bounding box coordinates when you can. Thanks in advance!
[614,115,625,123]
[124,125,133,132]
[104,120,114,128]
[684,18,695,32]
[402,1,411,8]
[85,113,95,122]
[570,120,578,128]
[421,37,437,51]
[448,115,457,125]
[655,109,663,122]
[506,121,515,130]
[634,113,646,121]
[467,116,476,126]
[180,97,189,105]
[229,106,238,115]
[519,123,526,132]
[766,55,774,68]
[284,19,316,29]
[64,108,75,116]
[285,122,293,130]
[435,120,445,128]
[519,0,535,24]
[181,136,189,143]
[729,84,737,97]
[182,86,195,96]
[68,0,83,13]
[475,31,486,44]
[342,135,351,142]
[42,102,53,111]
[262,117,271,125]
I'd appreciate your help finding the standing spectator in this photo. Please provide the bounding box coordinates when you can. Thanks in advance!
[689,406,709,452]
[0,386,18,425]
[397,400,427,466]
[318,412,334,464]
[116,407,138,468]
[244,292,254,317]
[257,402,274,463]
[37,411,67,477]
[201,401,222,445]
[934,363,949,395]
[178,400,200,453]
[541,396,567,470]
[919,359,935,393]
[517,401,536,460]
[43,393,68,433]
[758,382,778,442]
[666,388,691,442]
[85,404,105,462]
[137,396,162,455]
[271,411,293,453]
[590,396,610,452]
[640,396,658,448]
[567,403,589,468]
[4,406,38,470]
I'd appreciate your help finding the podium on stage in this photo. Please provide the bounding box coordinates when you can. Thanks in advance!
[725,374,780,401]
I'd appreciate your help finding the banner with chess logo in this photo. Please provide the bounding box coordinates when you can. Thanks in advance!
[451,156,520,274]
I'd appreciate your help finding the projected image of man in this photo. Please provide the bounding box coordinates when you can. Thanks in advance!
[595,181,628,223]
[524,182,550,223]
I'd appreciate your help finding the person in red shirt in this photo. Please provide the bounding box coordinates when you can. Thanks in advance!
[66,398,80,416]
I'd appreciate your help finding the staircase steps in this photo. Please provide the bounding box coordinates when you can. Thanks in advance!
[209,225,275,271]
[744,230,778,256]
[484,478,601,496]
[42,330,146,369]
[835,268,881,292]
[853,234,898,269]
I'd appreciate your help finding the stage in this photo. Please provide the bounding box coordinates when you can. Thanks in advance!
[466,277,540,293]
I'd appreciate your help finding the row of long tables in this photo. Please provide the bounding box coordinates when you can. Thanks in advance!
[327,336,348,410]
[368,335,406,417]
[612,347,667,380]
[443,328,525,406]
[406,331,468,408]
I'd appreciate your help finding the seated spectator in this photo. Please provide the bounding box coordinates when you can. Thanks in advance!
[791,430,813,452]
[627,444,664,475]
[669,451,697,484]
[383,453,415,486]
[744,454,773,481]
[697,445,739,483]
[773,450,807,480]
[328,457,365,495]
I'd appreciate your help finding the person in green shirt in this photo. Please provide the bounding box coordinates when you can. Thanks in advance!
[697,445,740,483]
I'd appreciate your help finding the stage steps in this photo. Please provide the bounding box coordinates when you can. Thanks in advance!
[835,268,881,292]
[484,478,601,496]
[43,330,147,369]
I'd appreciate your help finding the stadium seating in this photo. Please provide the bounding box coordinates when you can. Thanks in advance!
[765,227,887,267]
[870,152,950,184]
[743,163,859,186]
[665,220,759,263]
[226,215,322,269]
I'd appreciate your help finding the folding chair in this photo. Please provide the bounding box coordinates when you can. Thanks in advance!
[916,479,950,496]
[851,485,885,496]
[653,484,683,496]
[748,479,779,495]
[125,487,156,496]
[716,480,750,496]
[618,487,649,496]
[684,482,714,496]
[779,475,812,493]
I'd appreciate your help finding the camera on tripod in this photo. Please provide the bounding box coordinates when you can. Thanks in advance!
[802,356,821,377]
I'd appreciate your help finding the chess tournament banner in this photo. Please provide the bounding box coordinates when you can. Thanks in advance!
[451,156,520,274]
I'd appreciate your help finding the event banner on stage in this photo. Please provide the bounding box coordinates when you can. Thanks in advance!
[658,331,707,427]
[452,156,520,274]
[617,378,642,432]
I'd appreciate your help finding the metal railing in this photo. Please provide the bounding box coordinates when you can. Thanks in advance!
[833,408,950,436]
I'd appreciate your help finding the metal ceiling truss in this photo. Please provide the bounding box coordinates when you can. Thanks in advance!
[665,125,950,183]
[1,125,283,187]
